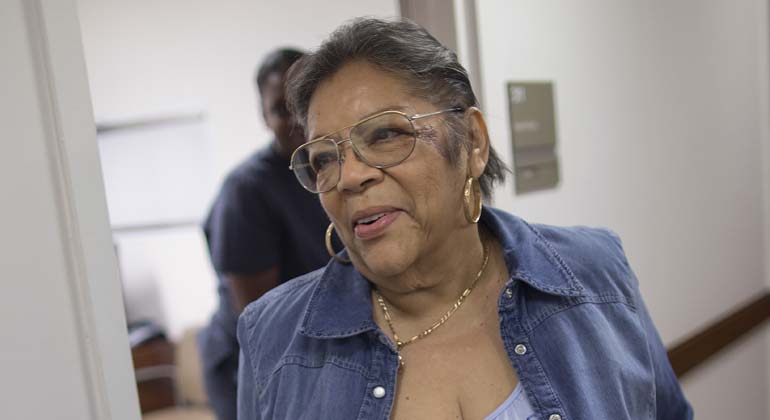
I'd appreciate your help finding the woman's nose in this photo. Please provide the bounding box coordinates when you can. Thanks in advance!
[336,144,382,193]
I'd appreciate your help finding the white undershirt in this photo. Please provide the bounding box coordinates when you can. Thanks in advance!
[482,384,536,420]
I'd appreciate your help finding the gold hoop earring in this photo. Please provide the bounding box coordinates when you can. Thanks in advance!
[325,223,351,264]
[463,176,482,224]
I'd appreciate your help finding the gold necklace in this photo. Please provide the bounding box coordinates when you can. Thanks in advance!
[374,242,490,368]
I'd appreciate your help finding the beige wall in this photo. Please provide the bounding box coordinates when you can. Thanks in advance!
[474,1,770,418]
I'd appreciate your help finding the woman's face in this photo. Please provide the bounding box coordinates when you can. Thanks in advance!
[307,61,470,280]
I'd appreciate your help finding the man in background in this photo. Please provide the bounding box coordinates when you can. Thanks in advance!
[198,48,331,420]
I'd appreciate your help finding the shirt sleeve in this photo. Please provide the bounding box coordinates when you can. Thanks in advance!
[605,230,694,419]
[205,172,281,275]
[633,283,694,419]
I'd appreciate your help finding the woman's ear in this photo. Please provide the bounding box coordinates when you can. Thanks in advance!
[464,107,490,178]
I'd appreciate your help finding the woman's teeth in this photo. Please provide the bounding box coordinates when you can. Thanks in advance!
[357,212,388,225]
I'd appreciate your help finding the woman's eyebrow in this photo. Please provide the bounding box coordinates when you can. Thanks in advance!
[309,104,413,140]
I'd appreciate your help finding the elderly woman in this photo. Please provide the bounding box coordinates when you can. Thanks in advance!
[236,18,692,420]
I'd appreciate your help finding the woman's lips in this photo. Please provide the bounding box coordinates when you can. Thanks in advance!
[353,210,402,240]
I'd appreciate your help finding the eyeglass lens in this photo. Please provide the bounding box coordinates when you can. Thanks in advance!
[291,112,416,193]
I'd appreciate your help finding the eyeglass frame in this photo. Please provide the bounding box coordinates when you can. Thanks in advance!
[289,107,464,194]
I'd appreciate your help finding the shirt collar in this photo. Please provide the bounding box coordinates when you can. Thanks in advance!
[300,207,584,339]
[485,207,585,298]
[299,255,378,339]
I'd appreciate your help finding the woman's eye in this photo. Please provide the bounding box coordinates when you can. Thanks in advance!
[311,153,336,172]
[367,127,410,143]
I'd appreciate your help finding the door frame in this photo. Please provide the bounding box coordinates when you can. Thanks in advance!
[22,1,140,418]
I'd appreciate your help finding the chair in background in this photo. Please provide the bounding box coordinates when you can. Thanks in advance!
[136,327,214,420]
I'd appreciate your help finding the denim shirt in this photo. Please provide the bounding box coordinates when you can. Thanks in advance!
[237,207,693,420]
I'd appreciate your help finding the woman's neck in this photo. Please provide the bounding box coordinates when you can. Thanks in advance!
[371,224,490,322]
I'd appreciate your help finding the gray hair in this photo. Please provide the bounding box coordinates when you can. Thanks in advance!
[286,17,507,199]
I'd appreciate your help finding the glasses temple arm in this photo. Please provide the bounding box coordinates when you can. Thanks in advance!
[410,107,464,120]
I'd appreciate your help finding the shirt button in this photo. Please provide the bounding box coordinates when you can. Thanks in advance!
[549,414,562,420]
[505,288,513,298]
[514,344,527,355]
[372,386,386,399]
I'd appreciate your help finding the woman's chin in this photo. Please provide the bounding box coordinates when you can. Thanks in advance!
[353,241,415,281]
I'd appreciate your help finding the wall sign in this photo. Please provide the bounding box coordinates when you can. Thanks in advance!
[507,82,560,194]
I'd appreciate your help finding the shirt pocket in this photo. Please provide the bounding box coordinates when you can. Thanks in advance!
[528,300,655,419]
[258,355,369,420]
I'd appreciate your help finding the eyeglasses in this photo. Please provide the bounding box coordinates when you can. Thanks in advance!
[289,107,463,193]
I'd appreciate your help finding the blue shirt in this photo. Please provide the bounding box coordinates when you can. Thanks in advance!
[237,207,693,419]
[201,144,331,368]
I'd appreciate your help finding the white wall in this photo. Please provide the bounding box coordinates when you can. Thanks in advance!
[475,1,770,418]
[1,1,139,419]
[97,116,219,337]
[76,1,400,339]
[77,0,400,181]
